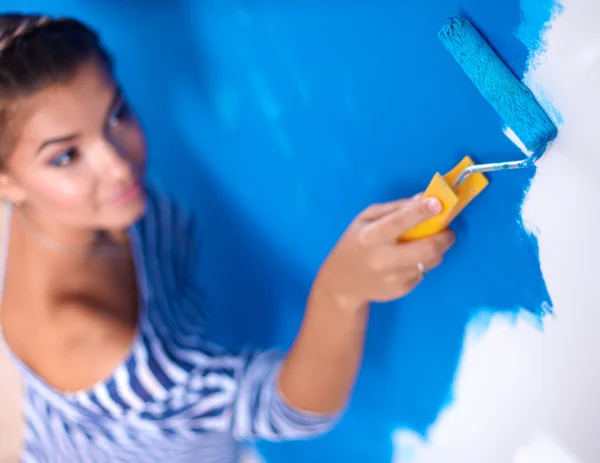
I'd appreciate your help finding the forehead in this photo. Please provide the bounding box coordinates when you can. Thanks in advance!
[13,59,116,145]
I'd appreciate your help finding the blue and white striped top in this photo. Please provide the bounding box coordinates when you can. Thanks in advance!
[0,187,338,462]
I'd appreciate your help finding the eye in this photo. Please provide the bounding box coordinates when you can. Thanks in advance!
[49,148,78,167]
[108,100,132,128]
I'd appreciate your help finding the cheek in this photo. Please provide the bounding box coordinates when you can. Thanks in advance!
[25,168,96,210]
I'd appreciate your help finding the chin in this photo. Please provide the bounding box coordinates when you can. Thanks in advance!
[124,192,147,226]
[105,191,147,230]
[127,195,147,225]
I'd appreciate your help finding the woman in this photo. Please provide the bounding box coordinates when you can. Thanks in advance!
[0,13,455,463]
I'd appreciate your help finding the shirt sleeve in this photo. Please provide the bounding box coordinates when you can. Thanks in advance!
[229,348,342,442]
[144,187,342,441]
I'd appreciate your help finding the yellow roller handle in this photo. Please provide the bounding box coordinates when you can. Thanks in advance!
[399,156,489,241]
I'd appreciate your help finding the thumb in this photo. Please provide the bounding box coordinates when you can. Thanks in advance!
[359,194,422,222]
[365,196,442,243]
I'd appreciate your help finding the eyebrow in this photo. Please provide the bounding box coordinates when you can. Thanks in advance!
[36,134,79,154]
[35,86,123,155]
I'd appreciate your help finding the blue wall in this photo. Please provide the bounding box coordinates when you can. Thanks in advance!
[4,1,554,461]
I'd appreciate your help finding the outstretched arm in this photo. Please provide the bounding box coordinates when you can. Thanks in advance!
[161,190,453,441]
[277,195,454,415]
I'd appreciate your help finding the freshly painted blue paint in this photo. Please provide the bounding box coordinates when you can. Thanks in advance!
[2,1,558,461]
[518,0,564,53]
[516,0,565,124]
[439,17,557,152]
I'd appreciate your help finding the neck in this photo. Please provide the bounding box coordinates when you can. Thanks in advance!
[12,205,130,260]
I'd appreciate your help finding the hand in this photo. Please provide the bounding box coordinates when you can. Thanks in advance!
[314,195,456,312]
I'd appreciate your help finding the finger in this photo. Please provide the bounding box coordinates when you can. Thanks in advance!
[381,270,422,297]
[402,230,455,268]
[405,273,423,288]
[378,270,415,290]
[373,230,455,271]
[359,197,415,222]
[363,196,443,244]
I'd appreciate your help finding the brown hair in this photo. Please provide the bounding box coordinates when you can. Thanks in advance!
[0,13,112,164]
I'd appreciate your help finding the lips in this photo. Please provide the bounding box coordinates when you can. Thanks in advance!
[112,181,142,205]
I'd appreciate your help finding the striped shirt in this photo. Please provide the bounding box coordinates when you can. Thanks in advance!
[0,188,338,462]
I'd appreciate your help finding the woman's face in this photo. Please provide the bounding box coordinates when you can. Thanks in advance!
[0,57,146,231]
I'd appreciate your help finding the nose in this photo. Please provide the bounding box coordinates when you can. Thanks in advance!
[97,138,137,183]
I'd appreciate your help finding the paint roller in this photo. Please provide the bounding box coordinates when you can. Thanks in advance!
[401,16,558,241]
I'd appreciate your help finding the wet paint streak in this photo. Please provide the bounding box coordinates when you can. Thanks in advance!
[517,0,564,56]
[517,0,565,127]
[2,0,559,462]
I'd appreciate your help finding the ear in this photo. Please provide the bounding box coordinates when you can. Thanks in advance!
[0,171,26,206]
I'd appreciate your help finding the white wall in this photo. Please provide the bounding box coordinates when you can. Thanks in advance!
[0,339,23,463]
[0,203,24,463]
[392,1,600,461]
